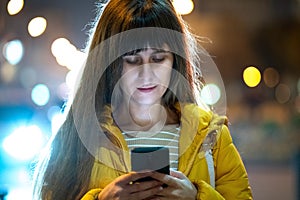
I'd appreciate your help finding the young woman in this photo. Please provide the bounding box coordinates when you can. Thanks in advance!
[33,0,253,199]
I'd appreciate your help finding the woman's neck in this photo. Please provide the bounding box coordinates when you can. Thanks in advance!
[114,101,179,132]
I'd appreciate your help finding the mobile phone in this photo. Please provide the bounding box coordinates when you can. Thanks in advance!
[131,147,170,181]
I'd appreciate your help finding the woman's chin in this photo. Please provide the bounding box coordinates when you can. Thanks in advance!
[130,97,161,106]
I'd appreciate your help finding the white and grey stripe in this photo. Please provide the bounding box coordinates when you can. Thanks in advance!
[123,125,180,170]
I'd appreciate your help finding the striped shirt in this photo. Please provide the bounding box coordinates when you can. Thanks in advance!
[122,124,180,170]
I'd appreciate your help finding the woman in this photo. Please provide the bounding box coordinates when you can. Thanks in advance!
[33,0,253,199]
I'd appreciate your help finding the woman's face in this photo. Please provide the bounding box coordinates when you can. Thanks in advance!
[120,45,173,106]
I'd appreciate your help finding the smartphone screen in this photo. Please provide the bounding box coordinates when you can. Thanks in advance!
[131,147,170,176]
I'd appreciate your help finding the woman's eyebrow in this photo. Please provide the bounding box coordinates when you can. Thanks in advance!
[151,48,171,54]
[123,50,141,56]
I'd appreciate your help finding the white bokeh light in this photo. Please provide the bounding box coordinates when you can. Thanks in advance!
[200,83,221,105]
[51,38,86,70]
[7,0,24,15]
[3,125,46,161]
[6,186,32,200]
[172,0,194,15]
[28,17,47,37]
[51,38,71,57]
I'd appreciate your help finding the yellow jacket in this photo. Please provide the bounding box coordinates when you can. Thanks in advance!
[82,103,253,199]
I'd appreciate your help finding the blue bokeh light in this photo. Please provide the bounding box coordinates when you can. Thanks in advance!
[3,39,24,65]
[31,84,50,106]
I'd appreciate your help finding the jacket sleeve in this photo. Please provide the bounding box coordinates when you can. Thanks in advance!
[188,124,252,199]
[212,125,253,199]
[81,188,102,200]
[194,180,225,199]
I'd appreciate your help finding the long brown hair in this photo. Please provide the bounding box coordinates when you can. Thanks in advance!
[33,0,203,199]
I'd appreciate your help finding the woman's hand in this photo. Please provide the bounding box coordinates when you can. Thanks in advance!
[97,171,163,200]
[149,170,197,200]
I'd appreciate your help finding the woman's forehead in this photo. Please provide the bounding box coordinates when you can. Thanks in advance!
[124,44,171,55]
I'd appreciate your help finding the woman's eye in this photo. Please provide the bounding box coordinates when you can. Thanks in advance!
[123,56,141,65]
[151,55,165,63]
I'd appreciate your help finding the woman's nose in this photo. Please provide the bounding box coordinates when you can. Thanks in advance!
[138,63,154,78]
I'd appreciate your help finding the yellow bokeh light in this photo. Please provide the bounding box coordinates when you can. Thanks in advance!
[7,0,24,15]
[172,0,194,15]
[243,66,261,87]
[28,17,47,37]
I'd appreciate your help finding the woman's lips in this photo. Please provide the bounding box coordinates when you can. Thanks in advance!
[137,85,157,93]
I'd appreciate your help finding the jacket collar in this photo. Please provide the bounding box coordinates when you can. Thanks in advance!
[99,103,226,175]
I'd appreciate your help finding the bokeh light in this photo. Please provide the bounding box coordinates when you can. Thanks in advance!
[263,67,280,88]
[57,82,70,100]
[5,186,32,200]
[66,70,75,89]
[275,83,291,104]
[51,38,86,70]
[65,67,82,93]
[55,44,77,68]
[51,38,71,57]
[2,125,45,161]
[172,0,194,15]
[200,83,221,105]
[28,17,47,37]
[31,84,50,106]
[47,106,61,121]
[7,0,24,15]
[0,62,16,83]
[16,168,30,184]
[3,39,24,65]
[243,66,261,87]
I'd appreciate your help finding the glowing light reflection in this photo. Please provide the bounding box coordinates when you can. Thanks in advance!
[3,125,45,161]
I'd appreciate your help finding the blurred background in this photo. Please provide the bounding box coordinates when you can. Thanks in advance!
[0,0,299,199]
